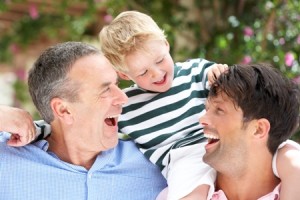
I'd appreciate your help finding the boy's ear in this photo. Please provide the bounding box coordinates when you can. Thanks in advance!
[117,71,131,80]
[50,97,74,124]
[165,40,170,51]
[253,118,270,140]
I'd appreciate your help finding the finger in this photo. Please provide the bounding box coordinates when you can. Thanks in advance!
[29,129,35,142]
[212,68,222,78]
[216,64,227,73]
[7,134,22,147]
[220,64,228,72]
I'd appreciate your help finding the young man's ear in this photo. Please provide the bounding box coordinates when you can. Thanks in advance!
[253,118,270,140]
[117,71,131,80]
[50,98,73,124]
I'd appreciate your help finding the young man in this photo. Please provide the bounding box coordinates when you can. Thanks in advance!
[0,42,167,199]
[200,63,300,199]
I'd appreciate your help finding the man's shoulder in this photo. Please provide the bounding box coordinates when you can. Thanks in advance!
[116,137,138,153]
[115,138,165,175]
[0,141,46,164]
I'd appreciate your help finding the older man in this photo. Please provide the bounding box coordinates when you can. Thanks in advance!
[200,63,300,199]
[0,42,166,199]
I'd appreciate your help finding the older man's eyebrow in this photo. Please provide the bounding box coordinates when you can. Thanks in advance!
[101,82,111,87]
[100,77,119,89]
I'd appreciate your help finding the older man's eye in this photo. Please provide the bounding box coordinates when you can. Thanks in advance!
[104,87,110,92]
[99,87,110,96]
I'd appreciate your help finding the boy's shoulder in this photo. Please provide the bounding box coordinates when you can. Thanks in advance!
[175,58,214,71]
[175,58,212,67]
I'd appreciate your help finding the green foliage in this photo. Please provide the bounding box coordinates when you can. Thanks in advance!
[0,0,103,62]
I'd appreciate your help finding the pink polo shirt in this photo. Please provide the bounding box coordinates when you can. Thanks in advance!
[211,184,280,200]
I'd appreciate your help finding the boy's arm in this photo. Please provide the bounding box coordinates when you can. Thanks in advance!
[275,140,300,200]
[0,105,35,146]
[0,105,51,146]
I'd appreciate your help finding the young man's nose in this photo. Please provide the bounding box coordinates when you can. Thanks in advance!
[199,114,209,126]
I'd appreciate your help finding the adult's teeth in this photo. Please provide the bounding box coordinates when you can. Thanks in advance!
[106,114,120,119]
[204,133,219,139]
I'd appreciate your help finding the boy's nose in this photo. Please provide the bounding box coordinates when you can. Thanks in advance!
[150,67,162,79]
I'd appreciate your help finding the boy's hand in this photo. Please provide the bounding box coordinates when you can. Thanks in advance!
[0,105,36,146]
[207,64,228,86]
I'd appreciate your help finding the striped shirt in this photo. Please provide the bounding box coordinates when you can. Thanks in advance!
[119,58,214,174]
[0,139,167,199]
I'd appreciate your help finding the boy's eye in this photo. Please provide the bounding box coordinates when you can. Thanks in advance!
[140,70,148,76]
[156,58,164,64]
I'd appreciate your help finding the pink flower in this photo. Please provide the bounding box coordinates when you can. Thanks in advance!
[103,14,113,23]
[292,75,300,84]
[9,43,20,54]
[241,55,252,64]
[243,27,254,37]
[29,4,39,20]
[279,38,285,45]
[14,68,27,81]
[297,35,300,45]
[284,52,294,67]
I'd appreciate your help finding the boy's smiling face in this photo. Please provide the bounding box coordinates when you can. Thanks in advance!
[119,40,175,92]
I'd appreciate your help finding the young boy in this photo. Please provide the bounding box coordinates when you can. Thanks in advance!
[98,10,224,200]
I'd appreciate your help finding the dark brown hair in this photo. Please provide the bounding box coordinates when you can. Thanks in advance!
[210,63,300,154]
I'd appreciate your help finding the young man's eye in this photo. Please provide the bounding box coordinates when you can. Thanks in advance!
[215,107,225,114]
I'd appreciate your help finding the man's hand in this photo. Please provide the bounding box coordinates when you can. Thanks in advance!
[207,64,228,86]
[0,105,36,146]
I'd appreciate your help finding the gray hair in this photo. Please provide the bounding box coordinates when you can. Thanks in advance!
[28,41,100,123]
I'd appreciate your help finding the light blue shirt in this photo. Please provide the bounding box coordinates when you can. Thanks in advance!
[0,139,167,199]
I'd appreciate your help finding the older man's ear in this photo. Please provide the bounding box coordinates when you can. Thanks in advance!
[50,98,73,125]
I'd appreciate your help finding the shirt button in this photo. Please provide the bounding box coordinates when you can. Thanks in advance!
[88,173,92,178]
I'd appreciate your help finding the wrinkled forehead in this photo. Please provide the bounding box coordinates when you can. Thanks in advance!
[70,54,118,81]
